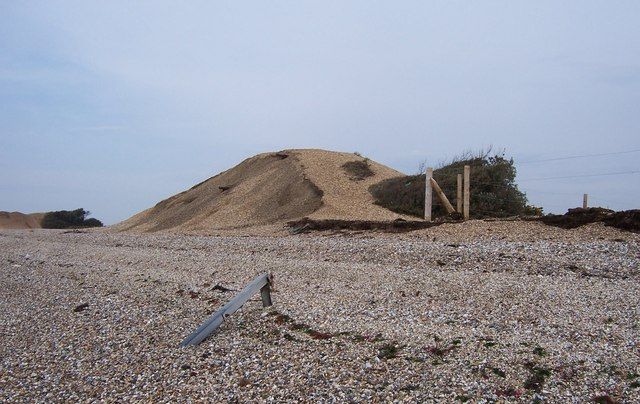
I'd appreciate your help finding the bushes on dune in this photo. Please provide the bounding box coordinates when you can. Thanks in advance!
[41,209,103,229]
[370,150,542,219]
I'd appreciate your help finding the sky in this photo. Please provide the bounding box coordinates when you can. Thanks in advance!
[1,1,639,224]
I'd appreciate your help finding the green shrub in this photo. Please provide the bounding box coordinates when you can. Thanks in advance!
[41,209,104,229]
[369,150,542,219]
[83,218,104,227]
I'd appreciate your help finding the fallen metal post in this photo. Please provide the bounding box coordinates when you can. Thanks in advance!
[180,273,273,347]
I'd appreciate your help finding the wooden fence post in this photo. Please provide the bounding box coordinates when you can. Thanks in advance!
[456,173,463,213]
[430,178,456,214]
[583,194,588,209]
[425,167,433,222]
[463,165,470,220]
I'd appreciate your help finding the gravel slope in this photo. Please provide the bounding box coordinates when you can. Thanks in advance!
[1,222,638,402]
[0,211,43,229]
[115,149,411,234]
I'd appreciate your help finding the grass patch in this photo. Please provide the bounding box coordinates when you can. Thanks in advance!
[283,333,300,342]
[600,364,620,377]
[270,310,334,340]
[524,363,552,391]
[353,333,384,343]
[480,336,497,348]
[425,345,454,357]
[274,313,292,325]
[377,343,402,359]
[342,159,374,181]
[593,395,617,404]
[306,329,333,340]
[533,346,547,357]
[492,367,506,378]
[496,387,522,398]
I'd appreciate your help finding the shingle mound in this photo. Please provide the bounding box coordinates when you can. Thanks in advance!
[115,149,408,233]
[0,212,44,229]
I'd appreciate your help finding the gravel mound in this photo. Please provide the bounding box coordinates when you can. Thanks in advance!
[0,211,43,229]
[1,222,638,402]
[115,149,409,233]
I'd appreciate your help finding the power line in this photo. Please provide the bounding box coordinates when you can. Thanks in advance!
[517,149,640,164]
[523,189,582,196]
[519,170,640,182]
[589,196,635,207]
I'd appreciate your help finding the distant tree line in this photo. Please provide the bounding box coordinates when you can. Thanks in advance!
[41,208,103,229]
[370,149,543,219]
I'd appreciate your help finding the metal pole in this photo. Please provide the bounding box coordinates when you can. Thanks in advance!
[180,273,272,346]
[260,284,272,307]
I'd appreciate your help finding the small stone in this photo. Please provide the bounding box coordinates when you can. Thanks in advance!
[73,303,89,312]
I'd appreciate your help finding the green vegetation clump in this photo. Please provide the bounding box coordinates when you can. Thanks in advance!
[41,208,103,229]
[369,149,542,219]
[342,159,374,181]
[377,343,402,359]
[524,364,552,391]
[533,346,547,357]
[491,367,506,378]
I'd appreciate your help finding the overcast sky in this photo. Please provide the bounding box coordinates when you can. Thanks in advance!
[1,1,638,224]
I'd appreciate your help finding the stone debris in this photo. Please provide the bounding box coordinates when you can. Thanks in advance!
[73,303,90,313]
[0,220,639,402]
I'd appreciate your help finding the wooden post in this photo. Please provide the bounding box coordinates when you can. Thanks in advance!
[430,178,455,214]
[463,165,470,220]
[424,167,433,222]
[583,194,588,209]
[456,174,463,213]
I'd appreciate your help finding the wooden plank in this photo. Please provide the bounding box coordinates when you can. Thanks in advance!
[424,167,433,222]
[463,165,470,220]
[457,173,463,213]
[180,273,272,347]
[430,178,455,214]
[583,194,588,209]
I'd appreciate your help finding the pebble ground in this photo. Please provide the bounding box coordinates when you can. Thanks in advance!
[1,221,639,402]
